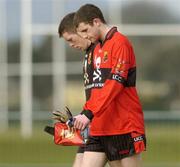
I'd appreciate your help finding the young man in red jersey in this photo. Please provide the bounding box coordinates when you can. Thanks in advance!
[73,4,146,167]
[58,12,108,167]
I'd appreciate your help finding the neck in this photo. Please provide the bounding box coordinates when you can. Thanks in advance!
[99,24,111,42]
[85,40,92,51]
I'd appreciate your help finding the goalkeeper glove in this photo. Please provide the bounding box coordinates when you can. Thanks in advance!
[52,109,69,123]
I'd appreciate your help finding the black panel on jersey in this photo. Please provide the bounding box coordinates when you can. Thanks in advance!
[109,67,136,87]
[126,67,136,87]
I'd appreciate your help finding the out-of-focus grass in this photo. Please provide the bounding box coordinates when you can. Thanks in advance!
[0,123,180,165]
[0,125,77,164]
[143,123,180,163]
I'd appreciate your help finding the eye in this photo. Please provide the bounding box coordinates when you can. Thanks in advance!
[82,29,87,33]
[67,38,72,42]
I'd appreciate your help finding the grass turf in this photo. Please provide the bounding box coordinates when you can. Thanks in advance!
[0,123,179,165]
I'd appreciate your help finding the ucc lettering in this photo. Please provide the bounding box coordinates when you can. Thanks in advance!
[134,136,143,142]
[112,74,122,82]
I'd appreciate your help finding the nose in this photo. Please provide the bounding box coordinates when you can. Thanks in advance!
[70,43,80,49]
[84,35,88,39]
[70,43,75,48]
[81,33,88,39]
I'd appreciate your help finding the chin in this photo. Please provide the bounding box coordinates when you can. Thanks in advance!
[91,39,97,44]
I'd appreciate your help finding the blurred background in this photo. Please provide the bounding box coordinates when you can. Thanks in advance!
[0,0,180,166]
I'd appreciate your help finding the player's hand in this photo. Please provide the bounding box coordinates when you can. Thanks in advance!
[74,114,90,130]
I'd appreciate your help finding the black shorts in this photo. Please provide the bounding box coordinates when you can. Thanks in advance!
[81,132,146,161]
[77,146,86,153]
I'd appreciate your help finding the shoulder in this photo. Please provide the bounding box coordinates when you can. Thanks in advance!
[110,31,133,53]
[113,31,131,46]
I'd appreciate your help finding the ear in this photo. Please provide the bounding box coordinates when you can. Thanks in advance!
[92,18,101,27]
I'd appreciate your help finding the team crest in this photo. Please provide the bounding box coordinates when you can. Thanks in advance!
[103,51,108,63]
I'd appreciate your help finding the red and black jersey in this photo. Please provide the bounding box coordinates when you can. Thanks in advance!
[83,42,97,100]
[82,27,145,136]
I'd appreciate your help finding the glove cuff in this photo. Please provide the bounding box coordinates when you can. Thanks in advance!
[81,110,94,120]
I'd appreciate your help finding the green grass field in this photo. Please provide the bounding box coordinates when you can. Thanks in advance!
[0,123,180,167]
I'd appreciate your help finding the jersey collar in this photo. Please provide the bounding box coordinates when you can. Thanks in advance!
[100,26,117,47]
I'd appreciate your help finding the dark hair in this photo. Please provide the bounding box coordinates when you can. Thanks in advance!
[74,4,106,28]
[58,12,76,37]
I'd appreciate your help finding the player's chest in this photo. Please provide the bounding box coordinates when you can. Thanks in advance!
[93,45,112,69]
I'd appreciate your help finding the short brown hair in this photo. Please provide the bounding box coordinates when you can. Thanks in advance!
[58,12,76,37]
[74,4,106,28]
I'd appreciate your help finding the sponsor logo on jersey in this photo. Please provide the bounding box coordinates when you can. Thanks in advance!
[93,56,102,81]
[84,54,89,84]
[85,83,104,89]
[84,73,89,84]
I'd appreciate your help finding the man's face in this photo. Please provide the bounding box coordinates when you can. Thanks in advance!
[62,32,90,51]
[76,21,100,43]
